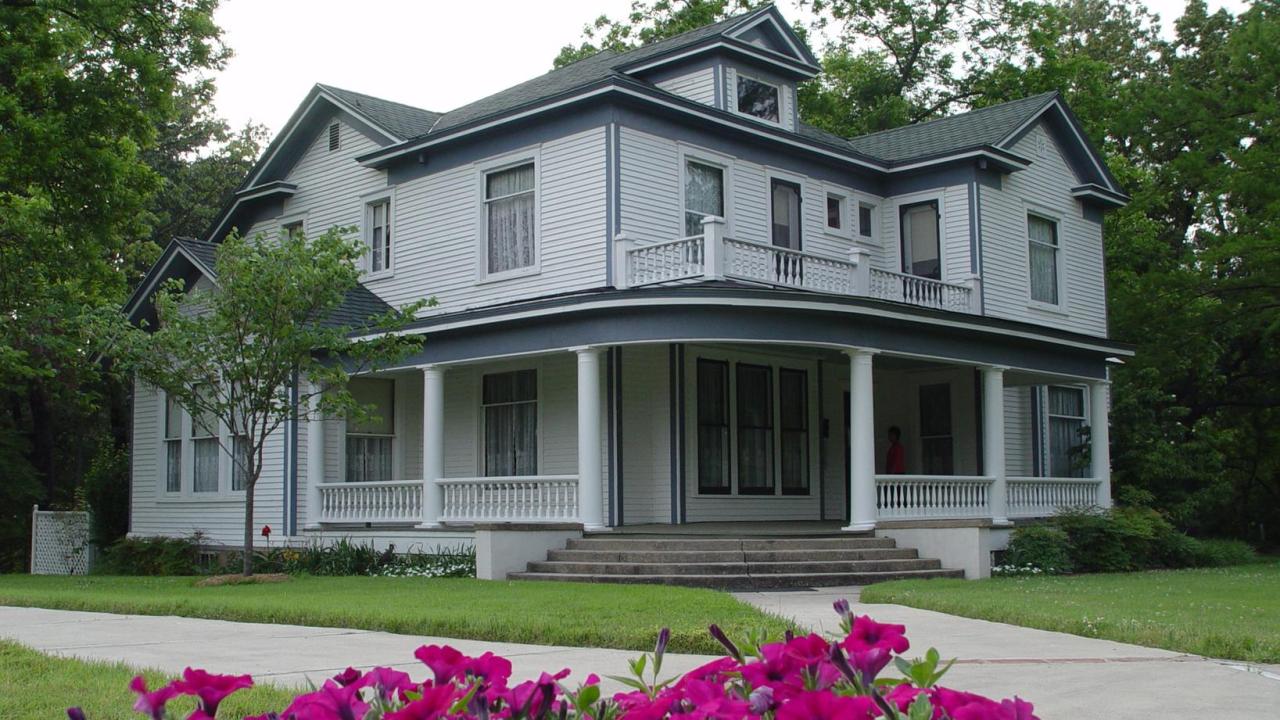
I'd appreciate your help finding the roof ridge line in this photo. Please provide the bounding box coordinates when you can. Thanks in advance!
[836,91,1061,144]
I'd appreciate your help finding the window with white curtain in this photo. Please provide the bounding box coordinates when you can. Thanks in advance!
[1028,215,1060,304]
[366,199,392,274]
[191,397,219,493]
[900,201,941,279]
[231,435,250,491]
[684,159,724,237]
[483,370,538,476]
[485,163,536,275]
[1046,386,1086,478]
[346,377,395,483]
[163,394,182,493]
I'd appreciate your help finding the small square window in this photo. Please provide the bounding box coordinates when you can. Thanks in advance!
[737,76,779,123]
[858,204,875,239]
[283,221,304,241]
[826,195,843,230]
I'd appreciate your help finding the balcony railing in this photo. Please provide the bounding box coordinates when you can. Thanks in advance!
[615,216,980,314]
[439,475,579,523]
[1007,477,1102,519]
[315,480,423,524]
[876,475,994,521]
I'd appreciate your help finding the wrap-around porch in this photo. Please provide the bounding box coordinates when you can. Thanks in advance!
[304,341,1111,531]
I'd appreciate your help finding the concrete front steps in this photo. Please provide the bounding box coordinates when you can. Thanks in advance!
[509,535,963,589]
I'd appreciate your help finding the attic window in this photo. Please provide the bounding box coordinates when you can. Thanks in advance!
[328,123,340,151]
[737,76,780,123]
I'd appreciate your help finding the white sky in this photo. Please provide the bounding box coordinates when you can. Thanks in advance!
[211,0,1250,137]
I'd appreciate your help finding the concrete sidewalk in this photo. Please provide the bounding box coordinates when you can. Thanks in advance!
[2,592,1278,719]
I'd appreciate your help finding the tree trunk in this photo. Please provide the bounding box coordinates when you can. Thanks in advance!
[242,481,255,576]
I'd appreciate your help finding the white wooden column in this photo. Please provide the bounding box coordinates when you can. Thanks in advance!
[845,349,878,532]
[1089,379,1113,508]
[417,365,445,528]
[304,384,326,529]
[982,366,1009,524]
[574,347,605,530]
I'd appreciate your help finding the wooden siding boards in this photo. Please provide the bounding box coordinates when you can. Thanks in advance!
[620,345,672,524]
[980,121,1108,337]
[1004,386,1035,477]
[655,66,717,106]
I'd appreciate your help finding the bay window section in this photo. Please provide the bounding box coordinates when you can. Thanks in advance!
[483,369,537,476]
[696,360,730,494]
[485,163,536,275]
[735,364,774,494]
[779,368,809,494]
[346,378,394,483]
[163,394,182,493]
[1028,215,1060,305]
[684,160,724,237]
[1046,386,1086,478]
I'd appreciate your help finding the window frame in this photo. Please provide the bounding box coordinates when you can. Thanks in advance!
[695,359,732,495]
[1025,209,1066,311]
[344,376,398,484]
[733,72,783,125]
[857,201,879,245]
[189,386,221,494]
[824,191,851,239]
[766,170,804,251]
[478,367,541,478]
[360,188,395,280]
[891,192,946,280]
[1041,385,1089,479]
[162,391,184,495]
[280,212,308,242]
[476,150,541,283]
[678,145,734,239]
[917,382,955,476]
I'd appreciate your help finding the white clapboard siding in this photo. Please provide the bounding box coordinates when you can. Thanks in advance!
[879,187,973,283]
[656,66,716,105]
[979,121,1108,337]
[281,119,388,237]
[620,345,672,524]
[1004,386,1035,477]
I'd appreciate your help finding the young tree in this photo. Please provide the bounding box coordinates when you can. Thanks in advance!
[101,229,428,575]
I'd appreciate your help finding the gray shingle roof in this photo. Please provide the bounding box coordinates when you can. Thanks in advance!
[172,238,394,329]
[317,85,444,140]
[832,92,1060,164]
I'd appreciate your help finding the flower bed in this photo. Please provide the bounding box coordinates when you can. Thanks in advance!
[68,601,1035,720]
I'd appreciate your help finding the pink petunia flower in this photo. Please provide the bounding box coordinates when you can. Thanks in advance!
[356,666,417,703]
[414,644,467,685]
[280,679,370,720]
[128,676,179,720]
[842,615,910,655]
[172,667,254,715]
[775,690,879,720]
[382,684,458,720]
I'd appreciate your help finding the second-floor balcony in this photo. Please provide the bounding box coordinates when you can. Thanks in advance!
[615,216,981,314]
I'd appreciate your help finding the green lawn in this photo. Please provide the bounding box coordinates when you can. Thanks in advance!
[0,575,790,655]
[0,640,296,720]
[861,562,1280,663]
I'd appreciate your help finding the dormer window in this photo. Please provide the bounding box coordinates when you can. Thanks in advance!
[736,75,780,123]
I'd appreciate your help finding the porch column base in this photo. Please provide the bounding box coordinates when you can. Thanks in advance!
[414,522,443,530]
[842,522,876,533]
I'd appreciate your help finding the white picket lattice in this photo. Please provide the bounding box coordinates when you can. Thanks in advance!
[30,506,92,575]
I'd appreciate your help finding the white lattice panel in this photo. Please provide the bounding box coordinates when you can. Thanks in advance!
[30,507,91,575]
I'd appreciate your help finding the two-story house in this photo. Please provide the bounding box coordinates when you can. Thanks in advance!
[124,5,1132,582]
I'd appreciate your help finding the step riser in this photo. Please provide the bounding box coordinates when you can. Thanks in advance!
[545,549,920,563]
[510,569,964,590]
[526,559,943,575]
[564,538,898,552]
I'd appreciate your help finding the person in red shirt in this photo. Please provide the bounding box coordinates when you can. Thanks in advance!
[885,426,906,474]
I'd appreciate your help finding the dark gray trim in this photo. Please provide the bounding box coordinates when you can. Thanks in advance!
[677,344,687,523]
[967,181,979,275]
[668,344,680,524]
[613,347,624,526]
[233,180,297,199]
[1030,387,1042,476]
[713,63,724,109]
[1082,204,1105,224]
[1003,104,1124,195]
[973,369,984,475]
[287,374,299,535]
[605,122,616,286]
[817,359,826,520]
[606,347,616,526]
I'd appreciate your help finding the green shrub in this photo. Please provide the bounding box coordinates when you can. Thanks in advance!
[1004,525,1072,574]
[97,535,204,575]
[1188,538,1258,567]
[1051,508,1133,572]
[84,443,131,550]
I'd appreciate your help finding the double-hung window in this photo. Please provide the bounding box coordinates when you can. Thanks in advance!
[770,179,802,250]
[482,370,537,476]
[1028,215,1060,305]
[858,203,876,241]
[191,398,219,493]
[484,163,536,275]
[346,378,395,483]
[231,435,250,491]
[900,201,941,279]
[779,368,809,494]
[163,394,183,493]
[736,364,774,494]
[366,199,392,275]
[696,360,731,494]
[684,160,724,237]
[1046,386,1086,477]
[918,383,955,475]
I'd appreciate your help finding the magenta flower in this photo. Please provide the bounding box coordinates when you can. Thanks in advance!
[280,679,370,720]
[65,709,86,720]
[356,666,417,703]
[414,644,467,685]
[173,667,254,715]
[129,676,179,720]
[775,690,878,720]
[382,684,457,720]
[842,615,910,655]
[331,667,362,687]
[886,684,928,713]
[676,678,752,719]
[464,651,514,689]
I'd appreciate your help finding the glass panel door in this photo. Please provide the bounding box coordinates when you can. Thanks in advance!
[900,201,941,279]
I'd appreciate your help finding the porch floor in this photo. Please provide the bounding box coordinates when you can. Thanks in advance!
[600,521,857,537]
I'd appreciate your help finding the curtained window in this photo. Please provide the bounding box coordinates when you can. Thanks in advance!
[483,370,538,476]
[736,364,774,494]
[164,394,182,493]
[191,393,219,493]
[737,76,780,122]
[779,368,809,494]
[697,360,731,494]
[919,383,954,475]
[1047,386,1086,477]
[231,435,250,491]
[684,160,724,237]
[1028,215,1059,304]
[771,179,802,250]
[367,199,391,274]
[485,163,536,274]
[346,378,395,483]
[900,201,940,279]
[859,203,875,239]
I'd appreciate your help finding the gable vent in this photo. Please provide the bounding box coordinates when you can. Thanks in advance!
[328,122,340,151]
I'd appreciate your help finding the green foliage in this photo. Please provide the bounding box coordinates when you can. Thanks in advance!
[553,0,753,68]
[84,443,131,550]
[1004,525,1072,574]
[1189,539,1258,568]
[0,429,42,572]
[97,536,205,576]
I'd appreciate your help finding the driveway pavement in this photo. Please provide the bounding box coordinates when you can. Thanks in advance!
[2,590,1278,720]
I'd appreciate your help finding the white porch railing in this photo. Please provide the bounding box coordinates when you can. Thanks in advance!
[316,480,424,524]
[616,218,979,314]
[1007,477,1102,519]
[438,475,579,523]
[867,268,975,313]
[876,475,994,521]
